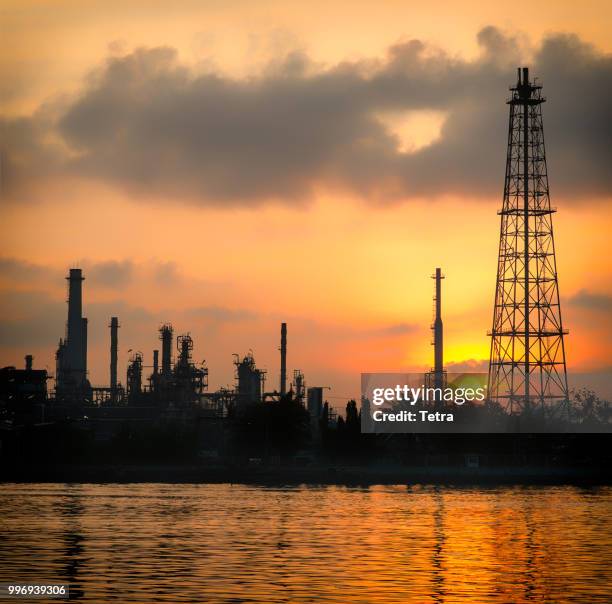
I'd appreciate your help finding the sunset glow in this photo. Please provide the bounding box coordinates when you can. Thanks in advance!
[1,1,611,403]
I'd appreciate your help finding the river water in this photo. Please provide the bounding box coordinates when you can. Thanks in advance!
[0,483,610,602]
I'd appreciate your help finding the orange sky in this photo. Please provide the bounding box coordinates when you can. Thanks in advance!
[1,1,611,402]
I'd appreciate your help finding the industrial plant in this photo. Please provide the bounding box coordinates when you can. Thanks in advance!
[0,263,339,439]
[0,67,609,475]
[0,235,361,472]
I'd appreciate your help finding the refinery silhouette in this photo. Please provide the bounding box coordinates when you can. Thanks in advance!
[1,68,610,481]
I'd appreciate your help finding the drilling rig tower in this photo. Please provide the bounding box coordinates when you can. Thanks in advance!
[488,67,569,415]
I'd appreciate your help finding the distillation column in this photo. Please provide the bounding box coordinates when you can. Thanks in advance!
[280,322,287,396]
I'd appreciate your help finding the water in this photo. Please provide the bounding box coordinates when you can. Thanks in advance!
[0,483,610,603]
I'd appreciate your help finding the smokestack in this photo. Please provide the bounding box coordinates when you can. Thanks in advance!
[25,355,33,371]
[280,322,287,395]
[160,324,173,376]
[110,317,119,394]
[433,268,444,390]
[153,350,159,375]
[66,268,86,384]
[82,318,88,379]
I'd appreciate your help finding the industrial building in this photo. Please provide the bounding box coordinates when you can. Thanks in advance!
[0,267,332,451]
[0,356,48,418]
[55,268,91,401]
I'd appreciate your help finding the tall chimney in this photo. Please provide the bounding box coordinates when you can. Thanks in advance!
[433,268,444,390]
[153,349,159,375]
[82,318,88,380]
[159,324,173,376]
[110,317,119,395]
[25,355,33,371]
[280,322,287,396]
[65,268,87,386]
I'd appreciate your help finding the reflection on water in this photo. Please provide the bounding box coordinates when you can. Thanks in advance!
[0,483,610,603]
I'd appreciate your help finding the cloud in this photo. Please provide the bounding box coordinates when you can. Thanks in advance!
[2,27,610,206]
[0,256,188,291]
[568,289,612,312]
[86,259,134,286]
[377,322,417,336]
[446,358,489,372]
[0,290,65,348]
[153,261,179,285]
[0,257,59,284]
[185,305,257,322]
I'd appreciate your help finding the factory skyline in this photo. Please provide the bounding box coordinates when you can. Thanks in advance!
[0,240,609,403]
[1,14,611,396]
[20,264,448,408]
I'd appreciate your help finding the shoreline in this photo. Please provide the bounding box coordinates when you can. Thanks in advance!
[2,463,610,486]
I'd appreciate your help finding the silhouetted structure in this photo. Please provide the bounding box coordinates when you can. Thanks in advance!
[307,386,324,440]
[292,369,305,406]
[235,353,265,408]
[432,268,445,390]
[127,352,143,404]
[280,322,287,396]
[160,324,173,378]
[425,268,446,402]
[307,387,323,419]
[56,269,90,398]
[488,67,569,414]
[172,333,208,406]
[109,317,119,403]
[153,350,159,377]
[0,356,48,414]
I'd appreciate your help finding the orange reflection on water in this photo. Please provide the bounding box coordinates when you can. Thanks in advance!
[0,483,610,603]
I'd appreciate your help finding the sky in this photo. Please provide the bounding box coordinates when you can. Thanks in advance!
[1,0,611,404]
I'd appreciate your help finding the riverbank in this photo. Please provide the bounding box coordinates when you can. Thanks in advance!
[1,462,610,485]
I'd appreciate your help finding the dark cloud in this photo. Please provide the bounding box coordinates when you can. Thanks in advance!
[568,289,612,312]
[2,29,610,206]
[0,257,59,284]
[0,288,152,350]
[85,260,134,287]
[0,289,65,344]
[0,290,65,351]
[0,257,180,290]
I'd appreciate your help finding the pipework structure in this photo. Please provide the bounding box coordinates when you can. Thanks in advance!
[235,352,266,408]
[292,369,305,406]
[126,351,143,404]
[488,67,569,415]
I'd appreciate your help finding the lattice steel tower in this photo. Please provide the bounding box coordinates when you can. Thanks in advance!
[488,67,569,414]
